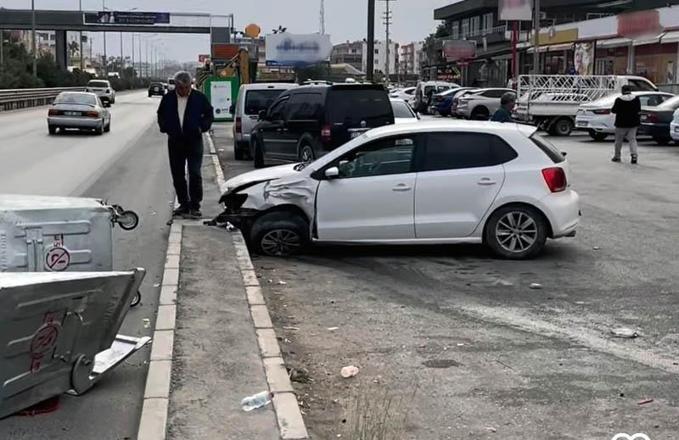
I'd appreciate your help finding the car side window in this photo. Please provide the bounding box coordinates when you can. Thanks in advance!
[420,132,517,172]
[268,96,289,120]
[334,135,419,179]
[287,93,323,120]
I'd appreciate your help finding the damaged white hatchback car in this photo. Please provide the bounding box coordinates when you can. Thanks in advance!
[216,120,580,259]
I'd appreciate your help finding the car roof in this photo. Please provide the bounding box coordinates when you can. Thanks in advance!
[292,83,386,93]
[242,82,297,90]
[363,120,536,139]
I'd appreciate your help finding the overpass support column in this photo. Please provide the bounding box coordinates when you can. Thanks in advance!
[55,30,68,71]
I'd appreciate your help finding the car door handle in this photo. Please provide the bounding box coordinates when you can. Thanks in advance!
[392,184,412,192]
[477,178,497,186]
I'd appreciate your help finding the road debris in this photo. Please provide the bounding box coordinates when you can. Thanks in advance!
[492,279,513,287]
[529,283,543,290]
[153,283,160,288]
[278,280,287,285]
[143,318,150,329]
[637,398,654,405]
[486,426,497,433]
[240,391,272,411]
[593,246,600,250]
[611,328,639,339]
[283,326,300,331]
[340,365,359,378]
[327,327,339,332]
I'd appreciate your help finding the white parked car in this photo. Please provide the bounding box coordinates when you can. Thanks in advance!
[456,88,515,120]
[575,91,674,141]
[85,79,115,105]
[390,98,418,124]
[217,121,580,259]
[231,82,297,160]
[390,86,416,105]
[670,108,679,142]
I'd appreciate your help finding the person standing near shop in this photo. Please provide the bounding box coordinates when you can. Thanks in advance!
[491,92,516,123]
[611,85,640,164]
[157,71,214,218]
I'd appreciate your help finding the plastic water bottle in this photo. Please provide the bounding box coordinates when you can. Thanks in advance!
[241,391,272,412]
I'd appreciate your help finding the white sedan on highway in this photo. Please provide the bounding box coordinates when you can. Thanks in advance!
[217,121,580,260]
[47,92,111,135]
[575,91,674,141]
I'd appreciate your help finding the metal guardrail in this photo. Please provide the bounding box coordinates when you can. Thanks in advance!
[0,87,85,112]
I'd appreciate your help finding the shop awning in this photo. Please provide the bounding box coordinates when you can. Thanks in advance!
[597,37,632,48]
[633,34,664,46]
[527,43,574,53]
[661,31,679,43]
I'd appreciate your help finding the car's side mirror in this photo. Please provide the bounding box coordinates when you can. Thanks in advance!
[258,110,267,120]
[229,104,235,114]
[325,167,340,179]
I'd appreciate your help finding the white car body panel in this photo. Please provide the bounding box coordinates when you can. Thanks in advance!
[670,109,679,141]
[575,92,673,134]
[222,121,580,246]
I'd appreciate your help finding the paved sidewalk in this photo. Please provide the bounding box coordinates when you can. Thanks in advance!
[164,138,279,439]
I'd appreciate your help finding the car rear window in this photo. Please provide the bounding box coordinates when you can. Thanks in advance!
[530,133,565,163]
[55,93,97,106]
[88,81,109,88]
[327,89,393,125]
[245,89,287,115]
[391,100,415,119]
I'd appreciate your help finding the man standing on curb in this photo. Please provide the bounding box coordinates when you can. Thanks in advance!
[611,85,640,164]
[157,71,214,218]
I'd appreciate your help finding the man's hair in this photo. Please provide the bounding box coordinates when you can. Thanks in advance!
[174,71,192,87]
[621,85,632,94]
[501,92,516,106]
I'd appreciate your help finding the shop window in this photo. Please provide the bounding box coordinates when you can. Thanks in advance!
[461,18,470,39]
[451,22,460,40]
[470,16,480,36]
[482,13,494,34]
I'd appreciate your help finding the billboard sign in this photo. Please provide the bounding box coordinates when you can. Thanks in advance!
[499,0,533,22]
[618,10,663,38]
[198,54,210,63]
[442,40,476,62]
[84,11,170,25]
[265,33,333,67]
[574,42,595,75]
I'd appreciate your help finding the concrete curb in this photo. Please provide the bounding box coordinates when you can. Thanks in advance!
[208,131,310,440]
[137,219,184,440]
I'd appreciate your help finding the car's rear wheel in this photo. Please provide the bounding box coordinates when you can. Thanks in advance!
[253,138,265,168]
[550,118,574,136]
[96,121,105,135]
[250,212,309,257]
[48,125,57,135]
[588,130,608,141]
[299,144,315,163]
[234,141,245,160]
[104,120,111,132]
[654,136,672,145]
[485,205,547,260]
[471,106,490,120]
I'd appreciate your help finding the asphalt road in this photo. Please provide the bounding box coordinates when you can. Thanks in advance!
[212,124,679,440]
[0,91,174,439]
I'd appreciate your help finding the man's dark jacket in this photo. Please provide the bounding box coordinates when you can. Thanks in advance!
[157,90,214,141]
[611,94,641,128]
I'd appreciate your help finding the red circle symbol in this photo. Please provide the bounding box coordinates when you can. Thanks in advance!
[30,323,59,358]
[45,247,70,271]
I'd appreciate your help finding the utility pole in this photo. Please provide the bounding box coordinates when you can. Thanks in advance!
[1,31,4,71]
[319,0,325,34]
[31,0,37,78]
[533,0,541,73]
[131,33,135,77]
[379,0,394,84]
[103,0,107,77]
[366,0,375,82]
[120,32,124,71]
[79,0,84,71]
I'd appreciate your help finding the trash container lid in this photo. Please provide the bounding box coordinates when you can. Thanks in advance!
[0,271,135,288]
[0,194,105,211]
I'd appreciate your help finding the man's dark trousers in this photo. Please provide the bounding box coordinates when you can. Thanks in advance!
[168,137,203,210]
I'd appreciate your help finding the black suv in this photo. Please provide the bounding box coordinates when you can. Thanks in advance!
[148,82,165,97]
[250,84,394,168]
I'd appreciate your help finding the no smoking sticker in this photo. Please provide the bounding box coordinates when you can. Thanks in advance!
[45,246,70,271]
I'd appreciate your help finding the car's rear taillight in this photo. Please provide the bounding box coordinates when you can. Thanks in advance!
[644,112,660,123]
[592,109,611,115]
[48,108,60,116]
[235,117,242,133]
[542,167,567,193]
[85,111,100,118]
[321,124,332,143]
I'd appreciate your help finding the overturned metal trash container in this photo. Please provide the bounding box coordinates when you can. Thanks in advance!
[0,269,150,419]
[0,194,138,273]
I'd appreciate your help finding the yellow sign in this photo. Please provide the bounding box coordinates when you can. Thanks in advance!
[539,28,578,45]
[245,23,261,39]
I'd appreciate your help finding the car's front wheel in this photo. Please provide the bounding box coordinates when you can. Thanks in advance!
[588,130,608,141]
[299,144,315,163]
[250,212,309,257]
[48,125,57,135]
[485,205,547,260]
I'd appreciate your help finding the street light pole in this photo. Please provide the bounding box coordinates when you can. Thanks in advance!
[366,0,375,82]
[79,0,84,71]
[103,0,107,76]
[31,0,37,77]
[533,0,541,73]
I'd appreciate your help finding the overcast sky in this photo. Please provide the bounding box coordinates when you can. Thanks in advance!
[3,0,455,62]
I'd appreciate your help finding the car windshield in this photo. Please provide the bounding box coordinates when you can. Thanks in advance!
[391,100,416,118]
[658,95,679,110]
[327,89,393,124]
[54,93,97,106]
[245,89,287,115]
[88,81,109,88]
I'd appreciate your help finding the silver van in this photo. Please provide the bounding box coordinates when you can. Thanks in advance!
[232,83,297,160]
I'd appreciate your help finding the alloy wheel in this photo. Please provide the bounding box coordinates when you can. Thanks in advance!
[495,211,538,254]
[260,229,302,256]
[300,146,314,163]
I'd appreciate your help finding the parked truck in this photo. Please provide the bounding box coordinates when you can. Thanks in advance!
[514,74,658,136]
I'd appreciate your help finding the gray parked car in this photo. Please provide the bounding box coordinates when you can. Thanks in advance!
[47,92,111,135]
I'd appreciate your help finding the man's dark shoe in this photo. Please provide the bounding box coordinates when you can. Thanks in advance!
[611,156,621,162]
[631,155,638,164]
[173,206,190,217]
[188,209,202,219]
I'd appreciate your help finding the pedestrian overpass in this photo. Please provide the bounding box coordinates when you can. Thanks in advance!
[0,8,233,70]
